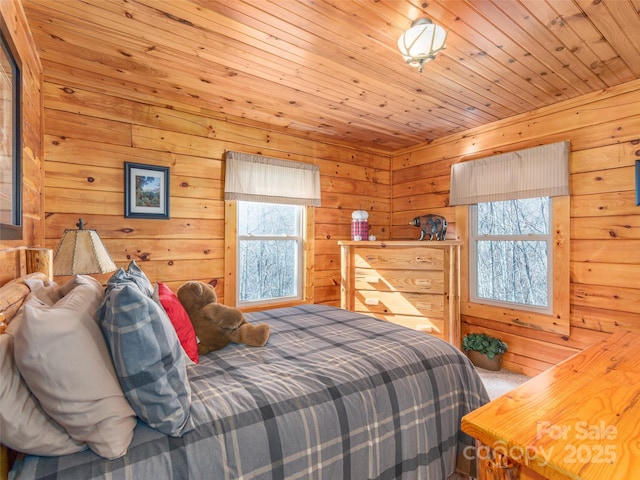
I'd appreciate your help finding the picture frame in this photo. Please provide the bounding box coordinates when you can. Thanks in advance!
[0,29,22,239]
[124,162,170,219]
[636,160,640,206]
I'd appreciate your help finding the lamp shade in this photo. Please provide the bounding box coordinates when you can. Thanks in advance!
[53,219,117,276]
[397,18,447,72]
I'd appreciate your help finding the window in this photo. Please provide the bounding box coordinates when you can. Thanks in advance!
[236,201,304,307]
[450,141,570,334]
[470,197,552,314]
[223,151,319,309]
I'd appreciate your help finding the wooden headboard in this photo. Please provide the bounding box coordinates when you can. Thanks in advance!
[0,247,53,480]
[0,247,52,288]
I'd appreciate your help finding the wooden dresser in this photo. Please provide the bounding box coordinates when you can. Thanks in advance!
[461,330,640,480]
[339,240,461,346]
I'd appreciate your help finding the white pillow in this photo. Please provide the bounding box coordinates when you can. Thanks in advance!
[23,278,63,305]
[13,280,137,459]
[59,274,102,296]
[0,333,87,455]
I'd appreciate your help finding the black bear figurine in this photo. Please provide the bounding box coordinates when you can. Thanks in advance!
[410,215,447,241]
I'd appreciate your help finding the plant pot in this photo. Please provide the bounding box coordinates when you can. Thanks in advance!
[467,350,503,371]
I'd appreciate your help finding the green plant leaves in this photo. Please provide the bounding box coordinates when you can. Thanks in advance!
[462,333,507,358]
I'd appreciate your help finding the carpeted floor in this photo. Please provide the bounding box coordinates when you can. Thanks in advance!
[475,367,531,400]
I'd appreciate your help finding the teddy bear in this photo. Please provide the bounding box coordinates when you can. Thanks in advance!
[176,281,270,354]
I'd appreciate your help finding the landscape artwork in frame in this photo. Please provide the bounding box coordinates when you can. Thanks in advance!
[124,162,170,219]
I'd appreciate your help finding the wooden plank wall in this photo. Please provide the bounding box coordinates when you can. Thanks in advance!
[0,1,43,473]
[40,73,391,303]
[391,79,640,376]
[7,0,640,374]
[0,0,44,285]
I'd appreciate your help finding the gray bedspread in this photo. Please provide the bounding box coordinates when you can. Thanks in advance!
[10,304,489,480]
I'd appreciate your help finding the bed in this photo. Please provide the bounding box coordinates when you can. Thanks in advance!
[1,252,489,480]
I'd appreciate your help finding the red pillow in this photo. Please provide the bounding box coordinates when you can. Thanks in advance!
[157,283,199,364]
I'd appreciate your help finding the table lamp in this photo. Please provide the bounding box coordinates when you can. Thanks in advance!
[52,218,117,276]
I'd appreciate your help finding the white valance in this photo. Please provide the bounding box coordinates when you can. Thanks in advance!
[224,151,321,206]
[449,141,570,205]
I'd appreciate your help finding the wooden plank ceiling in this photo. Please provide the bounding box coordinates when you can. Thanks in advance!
[22,0,640,152]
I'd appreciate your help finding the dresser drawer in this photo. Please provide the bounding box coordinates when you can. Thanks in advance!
[377,314,445,337]
[354,247,444,271]
[354,291,444,317]
[354,267,445,294]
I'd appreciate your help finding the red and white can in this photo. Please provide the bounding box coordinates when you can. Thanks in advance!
[351,210,369,241]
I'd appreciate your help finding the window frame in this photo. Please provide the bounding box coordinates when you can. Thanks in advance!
[457,196,570,335]
[468,197,554,315]
[224,201,314,311]
[236,201,304,308]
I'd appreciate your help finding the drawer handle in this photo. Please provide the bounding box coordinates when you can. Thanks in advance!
[365,276,379,283]
[364,255,379,262]
[415,279,432,287]
[416,302,432,309]
[364,298,379,306]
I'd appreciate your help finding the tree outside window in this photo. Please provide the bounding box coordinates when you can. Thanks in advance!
[470,197,553,314]
[237,201,304,306]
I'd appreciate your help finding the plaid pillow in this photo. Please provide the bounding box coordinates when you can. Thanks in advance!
[123,260,155,297]
[98,275,193,437]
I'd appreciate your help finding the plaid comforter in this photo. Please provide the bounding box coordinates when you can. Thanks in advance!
[10,305,489,480]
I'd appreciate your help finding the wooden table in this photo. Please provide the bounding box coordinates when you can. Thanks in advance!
[461,330,640,480]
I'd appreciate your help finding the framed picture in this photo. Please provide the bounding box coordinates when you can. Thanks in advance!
[0,29,22,239]
[124,162,170,219]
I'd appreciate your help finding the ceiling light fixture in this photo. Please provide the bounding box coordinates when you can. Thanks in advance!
[397,18,448,73]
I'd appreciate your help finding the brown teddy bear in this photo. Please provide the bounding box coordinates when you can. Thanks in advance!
[176,281,270,354]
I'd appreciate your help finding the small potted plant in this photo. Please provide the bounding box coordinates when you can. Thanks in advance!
[462,333,508,371]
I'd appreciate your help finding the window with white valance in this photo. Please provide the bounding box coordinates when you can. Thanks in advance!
[452,141,571,335]
[449,141,570,205]
[223,151,317,308]
[224,151,321,206]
